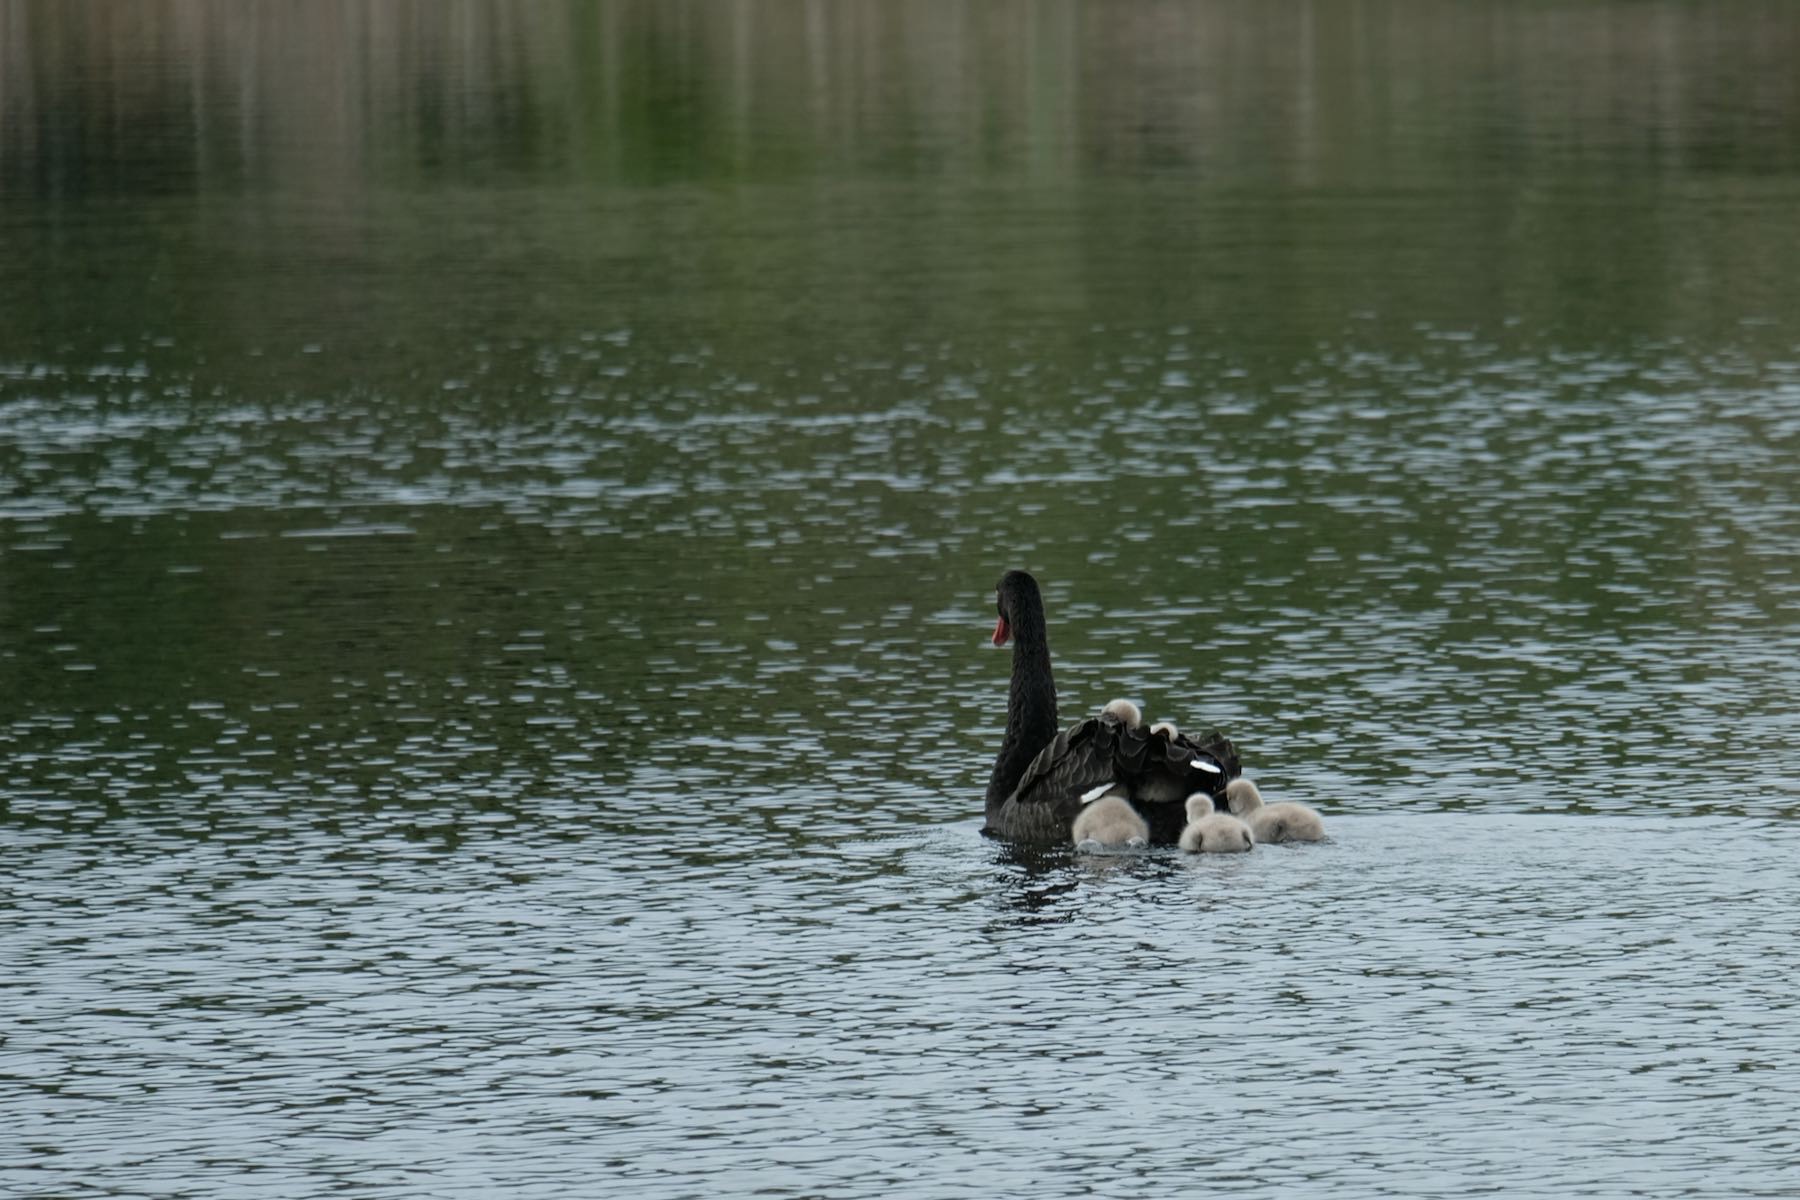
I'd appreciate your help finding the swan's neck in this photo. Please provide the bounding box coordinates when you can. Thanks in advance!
[985,615,1058,812]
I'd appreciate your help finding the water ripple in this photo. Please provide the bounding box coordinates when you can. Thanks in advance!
[7,816,1800,1198]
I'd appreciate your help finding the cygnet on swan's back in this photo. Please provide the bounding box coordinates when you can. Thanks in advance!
[1177,792,1254,853]
[1101,698,1143,728]
[1224,778,1326,843]
[1071,788,1148,850]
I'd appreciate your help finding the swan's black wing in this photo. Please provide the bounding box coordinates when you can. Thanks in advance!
[1181,728,1241,783]
[1005,717,1123,805]
[986,715,1242,845]
[1143,726,1241,843]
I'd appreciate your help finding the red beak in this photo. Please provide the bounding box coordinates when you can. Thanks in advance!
[992,616,1011,646]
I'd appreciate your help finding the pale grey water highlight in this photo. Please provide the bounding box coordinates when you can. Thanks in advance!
[4,2,1800,1197]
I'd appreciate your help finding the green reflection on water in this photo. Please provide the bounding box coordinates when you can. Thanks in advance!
[4,0,1798,356]
[1,1,1798,829]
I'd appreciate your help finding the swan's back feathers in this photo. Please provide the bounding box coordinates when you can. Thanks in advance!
[991,712,1241,845]
[1004,719,1115,813]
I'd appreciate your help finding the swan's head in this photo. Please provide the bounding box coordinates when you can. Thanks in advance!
[992,569,1042,646]
[1224,778,1263,815]
[1184,792,1215,822]
[1101,698,1143,727]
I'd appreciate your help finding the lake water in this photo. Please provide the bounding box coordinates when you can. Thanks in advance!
[3,2,1800,1197]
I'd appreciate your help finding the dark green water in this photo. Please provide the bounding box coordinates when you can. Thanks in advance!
[4,3,1800,1197]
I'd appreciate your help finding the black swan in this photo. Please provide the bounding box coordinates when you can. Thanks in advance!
[982,569,1241,846]
[1224,778,1326,843]
[1177,793,1255,853]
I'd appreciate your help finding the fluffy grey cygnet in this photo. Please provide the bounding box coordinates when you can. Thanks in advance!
[1101,698,1143,727]
[1071,787,1148,849]
[1177,792,1254,854]
[1148,720,1178,738]
[1224,778,1325,843]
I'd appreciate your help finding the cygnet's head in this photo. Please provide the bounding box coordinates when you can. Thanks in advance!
[1101,698,1143,728]
[1224,777,1264,816]
[1149,720,1179,739]
[1184,792,1215,823]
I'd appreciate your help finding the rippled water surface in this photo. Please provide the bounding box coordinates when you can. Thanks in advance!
[10,815,1800,1198]
[4,2,1800,1197]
